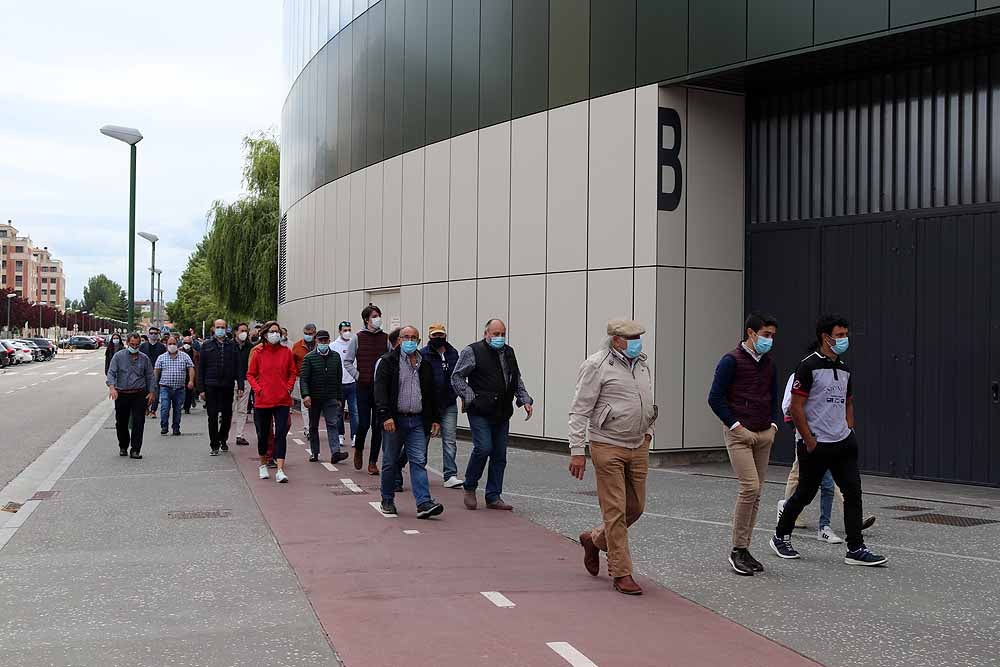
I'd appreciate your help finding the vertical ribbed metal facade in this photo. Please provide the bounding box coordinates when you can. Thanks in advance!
[278,214,288,305]
[749,51,1000,224]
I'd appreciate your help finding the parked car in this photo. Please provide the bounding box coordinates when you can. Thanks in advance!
[66,336,98,350]
[1,340,34,363]
[0,341,14,368]
[27,338,56,360]
[15,340,46,362]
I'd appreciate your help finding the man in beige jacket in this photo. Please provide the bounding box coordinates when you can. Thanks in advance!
[568,319,657,595]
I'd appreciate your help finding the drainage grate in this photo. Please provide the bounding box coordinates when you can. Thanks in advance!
[1,502,22,513]
[29,491,59,501]
[167,509,232,520]
[883,504,930,512]
[895,513,999,527]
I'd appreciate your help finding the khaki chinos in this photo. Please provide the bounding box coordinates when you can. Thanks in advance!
[589,439,649,578]
[723,425,776,549]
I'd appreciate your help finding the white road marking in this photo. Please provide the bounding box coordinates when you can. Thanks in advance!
[45,372,58,375]
[4,390,12,395]
[64,372,78,375]
[402,529,420,535]
[30,383,38,387]
[293,438,305,445]
[321,462,338,472]
[16,386,26,390]
[4,372,16,376]
[547,642,599,667]
[340,478,364,493]
[85,372,99,376]
[480,591,516,608]
[369,500,397,517]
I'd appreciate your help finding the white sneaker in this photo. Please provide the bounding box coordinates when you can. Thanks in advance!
[259,465,269,480]
[276,469,288,483]
[443,476,464,489]
[817,526,844,544]
[338,434,345,446]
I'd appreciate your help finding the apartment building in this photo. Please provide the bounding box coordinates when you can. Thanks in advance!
[0,220,66,311]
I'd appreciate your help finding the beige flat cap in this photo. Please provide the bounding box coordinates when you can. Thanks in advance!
[607,319,645,337]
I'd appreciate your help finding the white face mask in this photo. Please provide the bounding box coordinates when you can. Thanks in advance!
[267,332,282,345]
[340,331,352,341]
[183,343,191,350]
[369,317,382,331]
[237,331,248,342]
[167,344,178,354]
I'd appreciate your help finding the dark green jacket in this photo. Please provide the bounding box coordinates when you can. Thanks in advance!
[299,349,344,404]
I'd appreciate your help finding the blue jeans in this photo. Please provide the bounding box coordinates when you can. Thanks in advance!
[308,397,342,457]
[337,382,359,438]
[425,404,459,480]
[819,469,835,529]
[159,386,184,431]
[380,414,431,506]
[463,415,509,503]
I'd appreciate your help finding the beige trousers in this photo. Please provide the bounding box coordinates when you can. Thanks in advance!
[232,389,252,440]
[723,426,775,549]
[590,440,649,578]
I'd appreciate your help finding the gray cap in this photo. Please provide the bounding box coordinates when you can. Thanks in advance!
[607,319,646,337]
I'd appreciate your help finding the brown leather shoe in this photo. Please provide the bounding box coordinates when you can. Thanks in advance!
[353,447,363,470]
[463,489,478,510]
[367,463,379,476]
[486,498,513,511]
[613,575,642,595]
[580,532,600,576]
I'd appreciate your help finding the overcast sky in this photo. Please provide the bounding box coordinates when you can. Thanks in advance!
[0,0,283,304]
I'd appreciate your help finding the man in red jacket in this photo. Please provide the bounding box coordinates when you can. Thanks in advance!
[246,320,297,484]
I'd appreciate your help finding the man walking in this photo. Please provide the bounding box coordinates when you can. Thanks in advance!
[300,330,349,464]
[233,322,254,446]
[420,323,463,489]
[154,334,195,436]
[331,321,358,449]
[343,305,390,474]
[569,320,656,596]
[770,315,887,567]
[140,326,166,419]
[198,318,245,455]
[374,326,443,519]
[452,318,533,511]
[181,336,200,413]
[708,312,782,576]
[292,322,318,438]
[106,332,156,459]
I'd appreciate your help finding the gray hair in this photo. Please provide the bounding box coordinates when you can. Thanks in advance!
[303,322,317,331]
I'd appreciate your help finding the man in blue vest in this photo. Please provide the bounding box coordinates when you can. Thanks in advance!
[452,318,533,511]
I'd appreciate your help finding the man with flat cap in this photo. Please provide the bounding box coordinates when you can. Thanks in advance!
[568,319,657,596]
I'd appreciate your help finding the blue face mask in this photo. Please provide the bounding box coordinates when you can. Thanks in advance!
[831,337,849,355]
[317,343,330,354]
[303,334,314,343]
[401,340,418,355]
[753,335,773,355]
[489,336,505,350]
[624,339,643,359]
[126,346,138,354]
[214,327,226,338]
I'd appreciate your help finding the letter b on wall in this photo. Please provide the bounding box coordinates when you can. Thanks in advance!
[658,107,682,212]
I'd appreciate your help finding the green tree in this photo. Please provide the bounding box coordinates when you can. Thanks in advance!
[82,274,123,313]
[204,131,279,320]
[166,241,238,334]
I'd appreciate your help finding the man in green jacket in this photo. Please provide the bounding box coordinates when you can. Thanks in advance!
[300,330,348,464]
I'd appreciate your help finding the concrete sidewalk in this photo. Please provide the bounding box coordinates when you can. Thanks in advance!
[0,404,339,667]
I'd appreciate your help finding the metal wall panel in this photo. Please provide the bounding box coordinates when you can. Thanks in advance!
[689,0,746,73]
[350,11,368,172]
[426,0,453,144]
[750,50,1000,224]
[451,0,481,135]
[590,0,636,97]
[548,0,589,108]
[512,0,549,118]
[383,0,405,158]
[813,0,888,44]
[890,0,975,28]
[403,0,428,152]
[479,0,513,127]
[635,0,687,85]
[366,1,386,166]
[747,0,812,59]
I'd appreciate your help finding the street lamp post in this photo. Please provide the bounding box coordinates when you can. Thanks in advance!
[138,232,158,330]
[100,125,143,332]
[5,293,14,334]
[154,269,162,327]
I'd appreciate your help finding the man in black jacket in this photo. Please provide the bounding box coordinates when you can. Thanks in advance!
[198,318,245,455]
[140,326,166,419]
[373,325,443,519]
[300,330,348,464]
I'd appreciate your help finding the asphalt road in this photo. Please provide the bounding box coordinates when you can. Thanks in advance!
[0,350,107,493]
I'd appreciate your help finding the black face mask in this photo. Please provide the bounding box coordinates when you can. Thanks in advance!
[430,338,447,349]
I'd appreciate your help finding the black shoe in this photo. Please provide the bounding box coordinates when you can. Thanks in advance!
[416,500,444,519]
[184,409,191,414]
[769,534,800,559]
[119,448,128,457]
[129,451,143,459]
[308,453,319,462]
[861,515,876,531]
[380,500,398,516]
[160,427,168,435]
[267,459,278,468]
[845,545,888,566]
[210,448,220,456]
[744,549,764,573]
[172,429,181,436]
[220,443,229,452]
[332,451,350,464]
[728,548,755,576]
[235,437,249,446]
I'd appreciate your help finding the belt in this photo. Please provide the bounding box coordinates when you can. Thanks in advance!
[118,389,145,394]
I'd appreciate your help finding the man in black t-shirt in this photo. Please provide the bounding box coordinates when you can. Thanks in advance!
[770,314,887,567]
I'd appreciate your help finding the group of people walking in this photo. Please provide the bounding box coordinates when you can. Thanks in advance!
[104,303,885,597]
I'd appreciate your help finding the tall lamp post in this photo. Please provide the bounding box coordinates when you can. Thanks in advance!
[154,269,162,327]
[82,311,88,334]
[5,293,14,335]
[138,232,158,330]
[100,125,143,332]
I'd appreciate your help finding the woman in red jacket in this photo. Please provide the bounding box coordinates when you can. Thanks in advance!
[246,320,297,483]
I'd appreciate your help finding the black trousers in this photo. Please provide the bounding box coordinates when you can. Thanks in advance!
[115,392,148,453]
[204,385,235,449]
[775,432,864,551]
[184,387,197,411]
[354,383,382,465]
